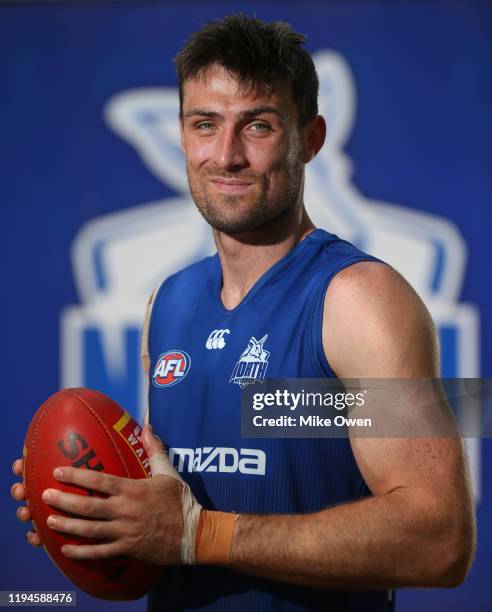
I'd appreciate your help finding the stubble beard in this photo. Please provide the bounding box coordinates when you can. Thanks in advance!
[186,164,304,235]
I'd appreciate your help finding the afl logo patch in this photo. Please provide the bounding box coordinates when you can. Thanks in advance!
[153,351,191,388]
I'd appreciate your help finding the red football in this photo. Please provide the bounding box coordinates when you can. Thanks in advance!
[23,388,162,600]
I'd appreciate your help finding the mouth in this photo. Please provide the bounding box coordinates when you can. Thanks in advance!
[210,178,253,195]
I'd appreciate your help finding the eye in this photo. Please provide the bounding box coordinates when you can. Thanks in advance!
[195,121,214,131]
[248,122,271,133]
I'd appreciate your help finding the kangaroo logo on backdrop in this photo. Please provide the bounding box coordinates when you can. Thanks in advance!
[153,351,191,388]
[61,51,481,498]
[230,335,270,389]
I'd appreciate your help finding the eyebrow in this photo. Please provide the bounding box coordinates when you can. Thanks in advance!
[183,106,285,121]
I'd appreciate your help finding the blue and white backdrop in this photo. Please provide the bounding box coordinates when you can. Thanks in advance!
[2,2,490,610]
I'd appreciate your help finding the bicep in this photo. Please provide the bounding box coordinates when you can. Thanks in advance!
[323,261,439,380]
[140,289,155,378]
[323,261,468,498]
[351,434,467,501]
[141,289,156,426]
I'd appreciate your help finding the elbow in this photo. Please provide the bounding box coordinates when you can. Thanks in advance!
[431,515,476,588]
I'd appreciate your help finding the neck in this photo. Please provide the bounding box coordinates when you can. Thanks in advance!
[214,204,315,310]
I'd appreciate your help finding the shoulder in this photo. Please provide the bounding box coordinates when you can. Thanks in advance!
[309,228,378,265]
[161,255,215,286]
[153,255,215,304]
[323,261,439,378]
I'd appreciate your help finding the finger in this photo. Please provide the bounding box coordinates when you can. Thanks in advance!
[42,489,112,519]
[52,467,124,496]
[141,423,165,457]
[141,425,181,480]
[61,541,123,560]
[16,506,32,522]
[47,514,114,540]
[26,531,42,547]
[12,459,24,476]
[11,482,26,501]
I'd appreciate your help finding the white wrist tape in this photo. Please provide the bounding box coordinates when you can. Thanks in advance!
[149,448,202,565]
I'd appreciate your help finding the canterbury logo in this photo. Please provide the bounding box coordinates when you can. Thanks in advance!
[205,329,230,350]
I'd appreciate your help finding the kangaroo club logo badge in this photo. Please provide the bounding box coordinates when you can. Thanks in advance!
[153,350,191,388]
[230,335,270,389]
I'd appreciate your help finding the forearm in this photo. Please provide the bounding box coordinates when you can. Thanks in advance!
[226,489,470,589]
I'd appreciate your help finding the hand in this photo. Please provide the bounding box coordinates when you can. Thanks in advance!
[42,424,189,565]
[11,459,42,547]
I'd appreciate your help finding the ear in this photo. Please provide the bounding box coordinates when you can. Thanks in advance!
[300,115,326,164]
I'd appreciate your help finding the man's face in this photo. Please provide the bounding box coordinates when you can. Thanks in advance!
[180,64,306,235]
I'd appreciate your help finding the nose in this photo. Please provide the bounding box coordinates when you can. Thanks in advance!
[214,126,247,171]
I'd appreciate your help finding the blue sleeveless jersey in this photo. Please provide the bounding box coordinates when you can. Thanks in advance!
[147,229,393,611]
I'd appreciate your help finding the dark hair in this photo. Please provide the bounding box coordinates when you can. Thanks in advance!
[175,14,319,126]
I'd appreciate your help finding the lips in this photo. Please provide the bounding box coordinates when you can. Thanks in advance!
[210,179,253,194]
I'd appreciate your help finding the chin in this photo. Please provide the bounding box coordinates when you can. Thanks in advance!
[196,200,267,234]
[208,216,265,235]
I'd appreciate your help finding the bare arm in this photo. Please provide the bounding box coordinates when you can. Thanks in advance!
[12,264,475,587]
[226,262,475,588]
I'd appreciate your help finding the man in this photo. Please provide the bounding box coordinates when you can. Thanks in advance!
[11,15,475,611]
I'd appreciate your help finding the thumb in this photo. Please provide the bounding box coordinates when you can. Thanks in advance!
[142,423,165,457]
[142,424,182,481]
